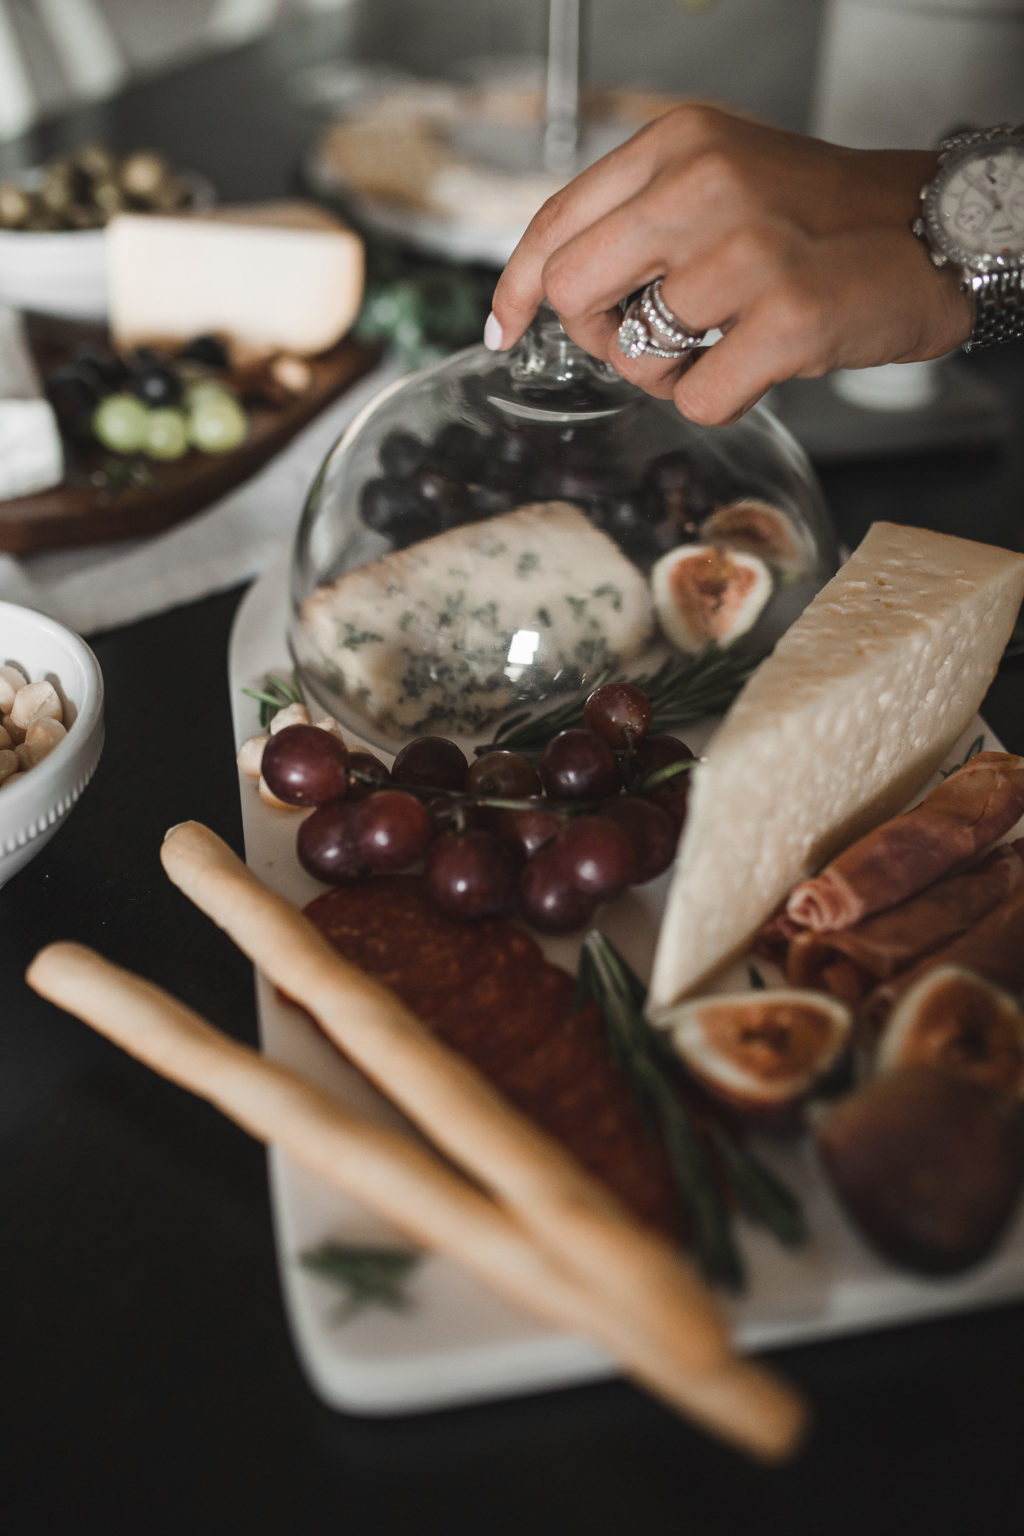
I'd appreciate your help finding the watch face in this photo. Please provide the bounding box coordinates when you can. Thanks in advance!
[933,138,1024,265]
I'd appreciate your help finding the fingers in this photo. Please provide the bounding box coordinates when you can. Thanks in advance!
[485,101,968,424]
[668,226,970,426]
[489,104,730,350]
[489,127,663,350]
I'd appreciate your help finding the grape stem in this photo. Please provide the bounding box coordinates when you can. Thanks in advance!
[346,765,676,818]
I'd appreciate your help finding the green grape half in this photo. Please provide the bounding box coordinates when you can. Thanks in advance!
[92,393,149,453]
[187,385,248,454]
[143,407,190,460]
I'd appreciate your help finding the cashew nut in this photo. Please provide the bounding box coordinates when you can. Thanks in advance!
[269,703,311,733]
[314,715,345,742]
[17,716,67,768]
[237,734,269,778]
[258,775,305,811]
[9,680,63,735]
[0,747,20,786]
[0,664,28,712]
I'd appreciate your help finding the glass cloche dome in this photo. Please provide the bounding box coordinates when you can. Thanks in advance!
[289,304,838,753]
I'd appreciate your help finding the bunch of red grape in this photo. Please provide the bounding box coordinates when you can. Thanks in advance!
[259,682,695,935]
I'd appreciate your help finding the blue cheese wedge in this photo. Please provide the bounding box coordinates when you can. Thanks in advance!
[0,305,63,499]
[298,501,655,738]
[648,521,1024,1016]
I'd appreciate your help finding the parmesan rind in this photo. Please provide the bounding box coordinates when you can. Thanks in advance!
[648,521,1024,1017]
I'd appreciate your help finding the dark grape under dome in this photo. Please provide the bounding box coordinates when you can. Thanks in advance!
[289,305,838,753]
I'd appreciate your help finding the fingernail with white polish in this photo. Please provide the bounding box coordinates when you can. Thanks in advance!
[483,311,504,351]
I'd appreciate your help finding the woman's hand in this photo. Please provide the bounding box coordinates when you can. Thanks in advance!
[486,104,974,425]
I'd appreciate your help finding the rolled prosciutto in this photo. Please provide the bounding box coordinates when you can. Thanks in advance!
[861,859,1024,1036]
[785,751,1024,932]
[785,841,1024,1004]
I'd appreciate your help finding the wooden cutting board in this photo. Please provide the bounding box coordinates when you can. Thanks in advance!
[0,316,380,555]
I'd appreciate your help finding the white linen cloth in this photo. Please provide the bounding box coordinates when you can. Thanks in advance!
[0,357,403,637]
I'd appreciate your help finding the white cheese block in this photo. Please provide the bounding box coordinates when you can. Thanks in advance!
[107,205,364,358]
[298,501,655,739]
[0,305,63,499]
[647,521,1024,1017]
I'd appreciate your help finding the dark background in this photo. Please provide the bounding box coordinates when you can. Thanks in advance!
[2,18,1023,1536]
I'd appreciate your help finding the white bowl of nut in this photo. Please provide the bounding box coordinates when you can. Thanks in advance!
[0,144,211,322]
[0,600,104,887]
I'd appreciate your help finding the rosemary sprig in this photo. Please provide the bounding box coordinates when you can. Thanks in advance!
[577,933,744,1289]
[300,1240,421,1324]
[634,758,697,794]
[706,1126,806,1248]
[89,455,162,498]
[243,669,308,729]
[577,932,807,1286]
[482,646,754,758]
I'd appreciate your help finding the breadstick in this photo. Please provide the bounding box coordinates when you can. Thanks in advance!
[27,940,806,1461]
[159,822,731,1370]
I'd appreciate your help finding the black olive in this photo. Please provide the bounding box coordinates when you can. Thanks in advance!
[179,334,230,368]
[378,429,428,480]
[359,475,426,536]
[429,420,486,478]
[477,454,533,497]
[128,346,171,372]
[467,482,517,519]
[70,346,127,392]
[131,362,182,409]
[411,466,473,527]
[556,464,627,508]
[643,448,730,530]
[492,425,535,467]
[592,490,655,538]
[44,365,102,434]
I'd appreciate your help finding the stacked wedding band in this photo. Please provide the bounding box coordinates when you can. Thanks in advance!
[617,278,705,360]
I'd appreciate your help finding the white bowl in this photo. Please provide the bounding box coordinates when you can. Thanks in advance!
[0,224,109,321]
[0,601,104,887]
[0,170,215,322]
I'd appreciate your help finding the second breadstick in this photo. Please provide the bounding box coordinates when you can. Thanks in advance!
[27,939,805,1461]
[160,822,730,1368]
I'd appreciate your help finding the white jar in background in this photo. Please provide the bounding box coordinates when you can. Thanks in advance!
[811,0,1024,149]
[808,1,1024,419]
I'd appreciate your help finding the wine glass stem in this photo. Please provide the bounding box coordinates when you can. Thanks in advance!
[544,0,582,176]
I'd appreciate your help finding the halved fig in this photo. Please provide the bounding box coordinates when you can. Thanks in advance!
[665,988,852,1120]
[651,544,772,653]
[875,964,1024,1099]
[815,1064,1024,1275]
[701,499,811,577]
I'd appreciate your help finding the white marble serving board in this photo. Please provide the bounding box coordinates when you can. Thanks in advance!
[227,547,1024,1415]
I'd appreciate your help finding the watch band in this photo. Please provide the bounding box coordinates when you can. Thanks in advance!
[965,268,1024,352]
[921,123,1024,353]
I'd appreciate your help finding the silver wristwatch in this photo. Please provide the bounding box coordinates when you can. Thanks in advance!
[912,122,1024,351]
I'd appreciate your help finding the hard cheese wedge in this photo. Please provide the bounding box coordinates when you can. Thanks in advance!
[647,521,1024,1017]
[107,203,364,358]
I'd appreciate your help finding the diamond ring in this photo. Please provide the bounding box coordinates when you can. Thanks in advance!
[617,279,705,361]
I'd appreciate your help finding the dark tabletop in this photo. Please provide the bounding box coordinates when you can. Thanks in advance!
[2,19,1024,1536]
